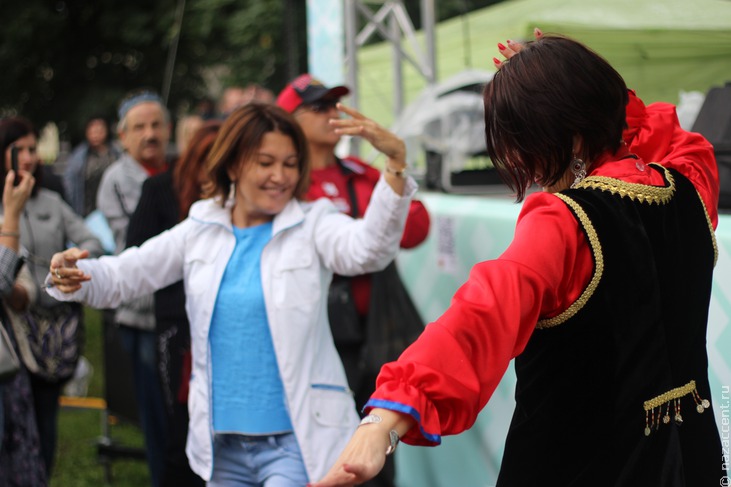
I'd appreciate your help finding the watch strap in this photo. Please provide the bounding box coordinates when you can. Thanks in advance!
[384,165,406,177]
[385,429,400,455]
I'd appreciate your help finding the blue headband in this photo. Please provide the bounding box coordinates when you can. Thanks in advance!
[118,91,165,121]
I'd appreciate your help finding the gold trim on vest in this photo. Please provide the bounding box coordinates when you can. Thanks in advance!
[695,189,719,267]
[643,380,710,436]
[536,194,604,329]
[573,163,676,204]
[538,164,685,329]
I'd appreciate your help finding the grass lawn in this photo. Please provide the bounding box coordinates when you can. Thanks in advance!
[51,307,151,486]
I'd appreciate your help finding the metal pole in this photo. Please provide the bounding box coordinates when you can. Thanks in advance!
[344,0,360,155]
[162,0,186,105]
[357,2,427,77]
[390,13,403,117]
[421,0,436,84]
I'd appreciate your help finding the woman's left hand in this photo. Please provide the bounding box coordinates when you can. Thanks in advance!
[308,425,390,487]
[330,104,406,166]
[310,408,416,487]
[49,248,92,293]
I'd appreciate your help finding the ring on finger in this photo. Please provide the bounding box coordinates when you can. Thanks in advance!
[55,268,62,279]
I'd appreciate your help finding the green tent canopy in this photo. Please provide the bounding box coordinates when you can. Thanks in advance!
[357,0,731,128]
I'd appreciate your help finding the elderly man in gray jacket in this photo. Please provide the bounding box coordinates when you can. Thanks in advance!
[96,90,171,487]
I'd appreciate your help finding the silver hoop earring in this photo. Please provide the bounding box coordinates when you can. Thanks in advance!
[570,157,586,188]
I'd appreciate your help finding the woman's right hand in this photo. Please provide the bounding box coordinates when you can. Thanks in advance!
[49,248,91,293]
[330,103,408,196]
[309,408,416,487]
[330,104,406,165]
[308,425,389,487]
[2,169,34,218]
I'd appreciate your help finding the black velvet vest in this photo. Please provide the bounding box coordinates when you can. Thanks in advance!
[497,165,724,486]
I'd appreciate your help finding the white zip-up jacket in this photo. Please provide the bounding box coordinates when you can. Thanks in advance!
[47,175,417,481]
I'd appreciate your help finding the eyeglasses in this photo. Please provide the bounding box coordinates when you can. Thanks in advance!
[301,100,338,114]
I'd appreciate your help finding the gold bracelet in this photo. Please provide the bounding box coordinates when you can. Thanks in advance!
[0,231,20,238]
[384,165,407,178]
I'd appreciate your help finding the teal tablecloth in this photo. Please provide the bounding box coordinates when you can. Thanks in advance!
[394,191,731,487]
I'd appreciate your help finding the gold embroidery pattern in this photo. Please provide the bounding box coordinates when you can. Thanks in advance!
[695,189,719,267]
[642,380,710,436]
[573,163,676,204]
[536,194,604,329]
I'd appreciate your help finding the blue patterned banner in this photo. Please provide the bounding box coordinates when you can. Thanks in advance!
[306,0,345,86]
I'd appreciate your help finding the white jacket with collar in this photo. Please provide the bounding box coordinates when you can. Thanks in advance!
[46,175,417,481]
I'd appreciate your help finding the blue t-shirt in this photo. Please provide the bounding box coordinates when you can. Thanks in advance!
[210,222,293,434]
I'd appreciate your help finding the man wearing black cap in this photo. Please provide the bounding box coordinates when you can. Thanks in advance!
[277,74,430,487]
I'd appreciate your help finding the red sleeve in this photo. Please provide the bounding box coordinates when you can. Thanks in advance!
[366,193,593,445]
[623,91,719,228]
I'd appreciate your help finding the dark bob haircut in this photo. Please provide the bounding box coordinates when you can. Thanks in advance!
[483,34,629,201]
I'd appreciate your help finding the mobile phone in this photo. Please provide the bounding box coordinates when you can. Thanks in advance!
[10,146,20,186]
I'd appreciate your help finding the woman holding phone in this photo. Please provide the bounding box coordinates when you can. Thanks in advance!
[0,117,103,477]
[0,118,46,486]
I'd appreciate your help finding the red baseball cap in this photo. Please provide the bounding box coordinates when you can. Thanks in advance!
[276,74,350,113]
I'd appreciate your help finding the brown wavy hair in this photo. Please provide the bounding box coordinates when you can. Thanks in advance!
[205,103,310,204]
[172,120,222,220]
[484,34,628,201]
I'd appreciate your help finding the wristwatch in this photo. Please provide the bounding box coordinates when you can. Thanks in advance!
[359,414,400,455]
[384,164,407,178]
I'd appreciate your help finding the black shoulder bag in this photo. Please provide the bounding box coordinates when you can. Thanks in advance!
[361,261,425,374]
[327,175,365,346]
[326,166,426,371]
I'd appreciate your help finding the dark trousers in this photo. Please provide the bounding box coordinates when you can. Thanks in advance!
[118,326,168,487]
[30,375,62,477]
[157,321,204,487]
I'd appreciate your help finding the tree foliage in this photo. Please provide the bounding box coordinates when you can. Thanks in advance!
[0,0,303,144]
[403,0,504,30]
[0,0,496,145]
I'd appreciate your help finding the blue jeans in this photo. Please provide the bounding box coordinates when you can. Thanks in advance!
[209,433,308,487]
[119,326,168,487]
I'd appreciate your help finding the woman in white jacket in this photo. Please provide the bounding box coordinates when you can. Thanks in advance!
[46,102,417,486]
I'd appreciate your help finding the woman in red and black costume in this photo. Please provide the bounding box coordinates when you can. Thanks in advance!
[313,31,724,487]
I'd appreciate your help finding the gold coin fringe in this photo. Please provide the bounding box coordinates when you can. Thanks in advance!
[643,380,710,436]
